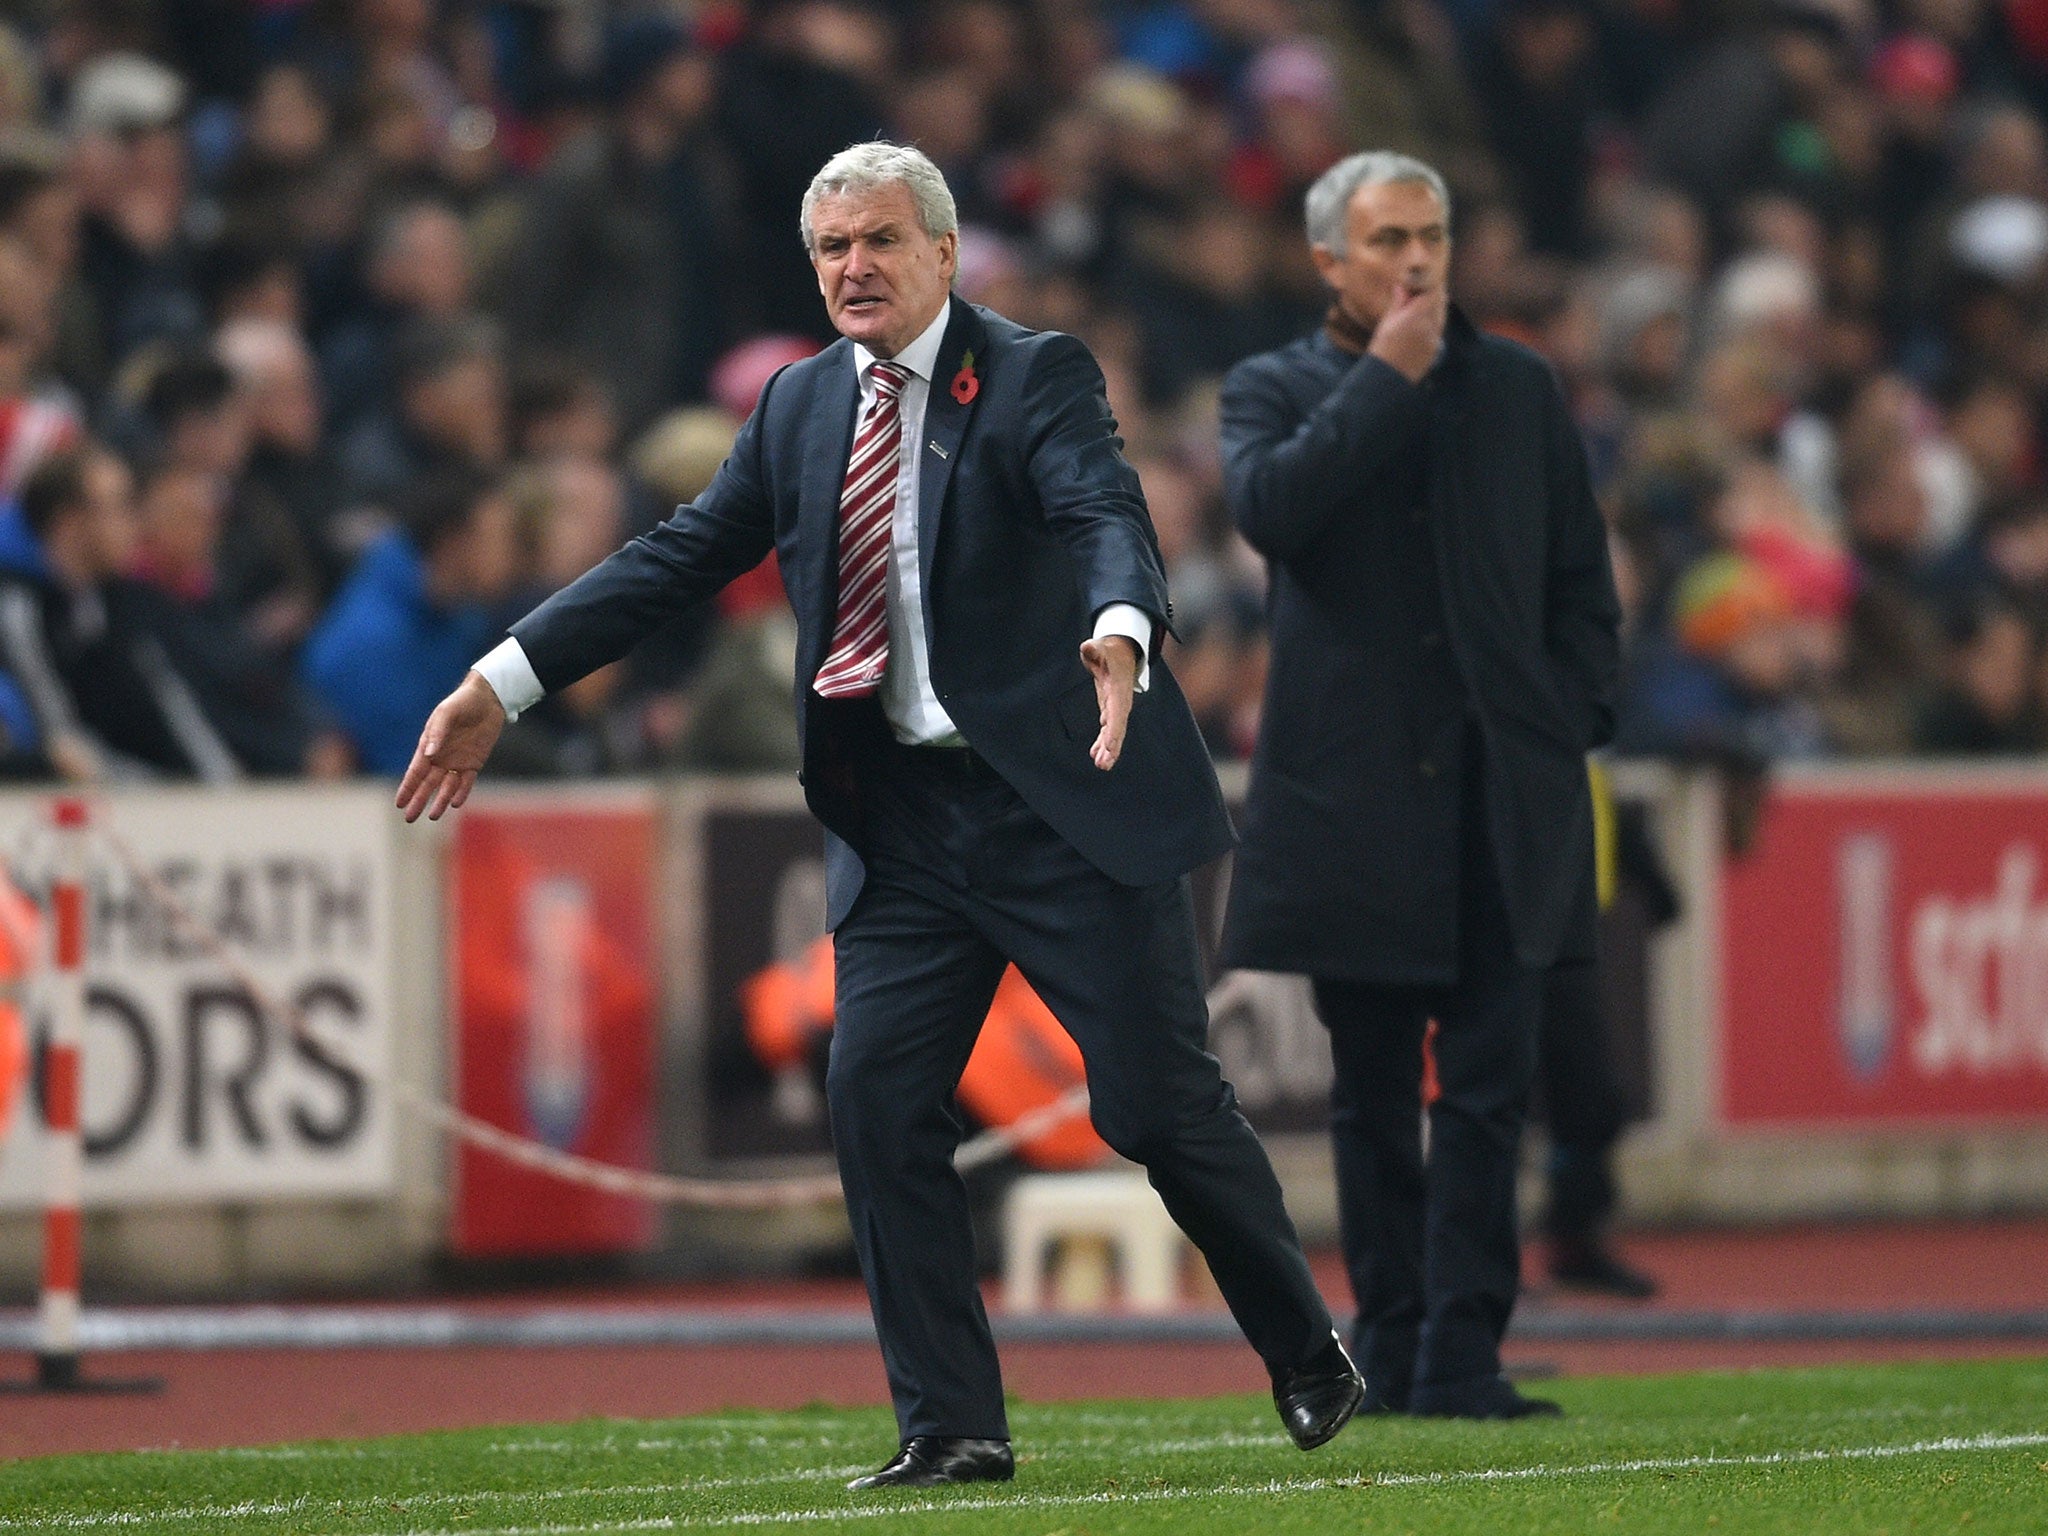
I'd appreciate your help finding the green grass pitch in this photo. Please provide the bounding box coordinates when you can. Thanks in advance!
[1,1358,2044,1534]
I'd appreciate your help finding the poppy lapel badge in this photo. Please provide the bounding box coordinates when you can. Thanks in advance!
[950,349,979,405]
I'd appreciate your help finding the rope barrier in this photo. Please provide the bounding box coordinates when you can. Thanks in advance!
[88,813,1092,1210]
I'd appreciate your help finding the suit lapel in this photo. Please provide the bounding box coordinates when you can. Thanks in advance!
[796,340,860,680]
[915,302,987,588]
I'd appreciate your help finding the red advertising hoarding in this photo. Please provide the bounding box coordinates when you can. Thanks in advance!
[1721,777,2048,1127]
[450,802,658,1256]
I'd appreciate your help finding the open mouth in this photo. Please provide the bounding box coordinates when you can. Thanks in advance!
[843,295,886,314]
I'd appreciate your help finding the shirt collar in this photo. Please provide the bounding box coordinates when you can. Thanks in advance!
[852,297,953,386]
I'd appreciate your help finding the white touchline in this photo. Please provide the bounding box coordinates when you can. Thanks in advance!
[0,1430,1283,1532]
[383,1431,2048,1536]
[3,1430,2042,1534]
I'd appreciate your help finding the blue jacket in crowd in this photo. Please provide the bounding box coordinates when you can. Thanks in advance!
[302,529,496,776]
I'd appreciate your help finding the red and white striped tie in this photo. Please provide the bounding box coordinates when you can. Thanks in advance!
[814,360,910,698]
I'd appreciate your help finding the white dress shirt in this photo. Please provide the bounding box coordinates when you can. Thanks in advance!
[474,297,1152,733]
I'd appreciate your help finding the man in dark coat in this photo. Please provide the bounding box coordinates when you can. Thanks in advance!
[399,143,1362,1487]
[1218,150,1621,1420]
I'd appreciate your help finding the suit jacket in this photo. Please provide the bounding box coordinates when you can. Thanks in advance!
[1217,308,1621,981]
[512,301,1233,927]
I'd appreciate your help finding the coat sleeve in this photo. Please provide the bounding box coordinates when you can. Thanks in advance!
[1539,369,1622,750]
[1220,348,1426,563]
[1020,333,1172,640]
[511,379,779,693]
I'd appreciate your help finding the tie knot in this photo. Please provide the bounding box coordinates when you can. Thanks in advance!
[871,361,909,400]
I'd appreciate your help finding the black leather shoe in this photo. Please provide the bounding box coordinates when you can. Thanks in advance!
[1411,1374,1564,1420]
[1270,1333,1367,1450]
[1550,1238,1660,1299]
[846,1436,1015,1491]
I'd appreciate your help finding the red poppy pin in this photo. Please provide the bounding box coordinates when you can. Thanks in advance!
[950,349,979,405]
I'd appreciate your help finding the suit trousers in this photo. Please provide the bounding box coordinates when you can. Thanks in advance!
[828,738,1333,1440]
[1538,955,1631,1241]
[1310,754,1541,1400]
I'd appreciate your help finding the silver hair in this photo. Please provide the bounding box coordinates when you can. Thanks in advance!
[800,142,959,253]
[1303,151,1450,256]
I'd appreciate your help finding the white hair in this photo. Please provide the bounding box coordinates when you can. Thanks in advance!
[800,141,958,253]
[214,317,309,385]
[1708,251,1821,343]
[1304,151,1450,256]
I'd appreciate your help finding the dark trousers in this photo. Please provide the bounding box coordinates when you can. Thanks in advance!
[829,742,1333,1440]
[1311,798,1540,1400]
[1538,956,1630,1241]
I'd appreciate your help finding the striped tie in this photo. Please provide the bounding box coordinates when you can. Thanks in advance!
[814,360,909,699]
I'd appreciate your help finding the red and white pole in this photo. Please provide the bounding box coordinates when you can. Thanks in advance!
[36,796,86,1388]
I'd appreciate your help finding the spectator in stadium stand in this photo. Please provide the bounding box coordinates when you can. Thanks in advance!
[336,311,509,513]
[497,14,737,436]
[712,0,890,342]
[1912,593,2040,754]
[127,459,350,778]
[211,61,337,257]
[1463,0,1601,259]
[1638,0,1856,241]
[0,442,239,782]
[485,453,645,779]
[1217,151,1620,1420]
[302,464,517,777]
[139,348,324,652]
[1123,197,1312,405]
[507,353,619,465]
[66,52,207,369]
[216,316,351,600]
[320,199,478,436]
[398,142,1365,1485]
[1619,545,1841,762]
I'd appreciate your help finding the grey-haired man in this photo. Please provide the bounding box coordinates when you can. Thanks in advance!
[1219,152,1621,1419]
[401,143,1362,1485]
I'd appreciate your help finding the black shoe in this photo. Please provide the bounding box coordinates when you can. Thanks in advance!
[846,1436,1015,1491]
[1550,1239,1659,1300]
[1411,1374,1564,1420]
[1271,1333,1367,1450]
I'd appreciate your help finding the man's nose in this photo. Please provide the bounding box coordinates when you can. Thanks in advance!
[843,240,873,279]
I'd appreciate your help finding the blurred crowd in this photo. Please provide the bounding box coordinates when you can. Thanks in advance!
[0,0,2044,785]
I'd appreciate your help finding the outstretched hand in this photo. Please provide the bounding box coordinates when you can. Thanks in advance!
[397,671,506,822]
[1079,634,1141,771]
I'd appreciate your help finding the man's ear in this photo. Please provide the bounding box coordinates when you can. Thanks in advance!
[1309,244,1340,288]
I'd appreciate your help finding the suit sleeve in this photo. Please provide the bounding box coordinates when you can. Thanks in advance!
[1540,370,1622,750]
[1020,334,1172,644]
[1221,349,1426,563]
[511,381,778,693]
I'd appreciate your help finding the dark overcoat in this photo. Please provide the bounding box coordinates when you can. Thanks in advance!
[1217,308,1621,982]
[510,300,1234,928]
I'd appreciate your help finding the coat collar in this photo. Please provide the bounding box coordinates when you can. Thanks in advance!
[915,299,988,581]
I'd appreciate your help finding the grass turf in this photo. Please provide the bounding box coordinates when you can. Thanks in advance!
[0,1358,2044,1534]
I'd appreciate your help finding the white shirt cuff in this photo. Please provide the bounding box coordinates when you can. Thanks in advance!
[474,638,544,721]
[1093,603,1153,693]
